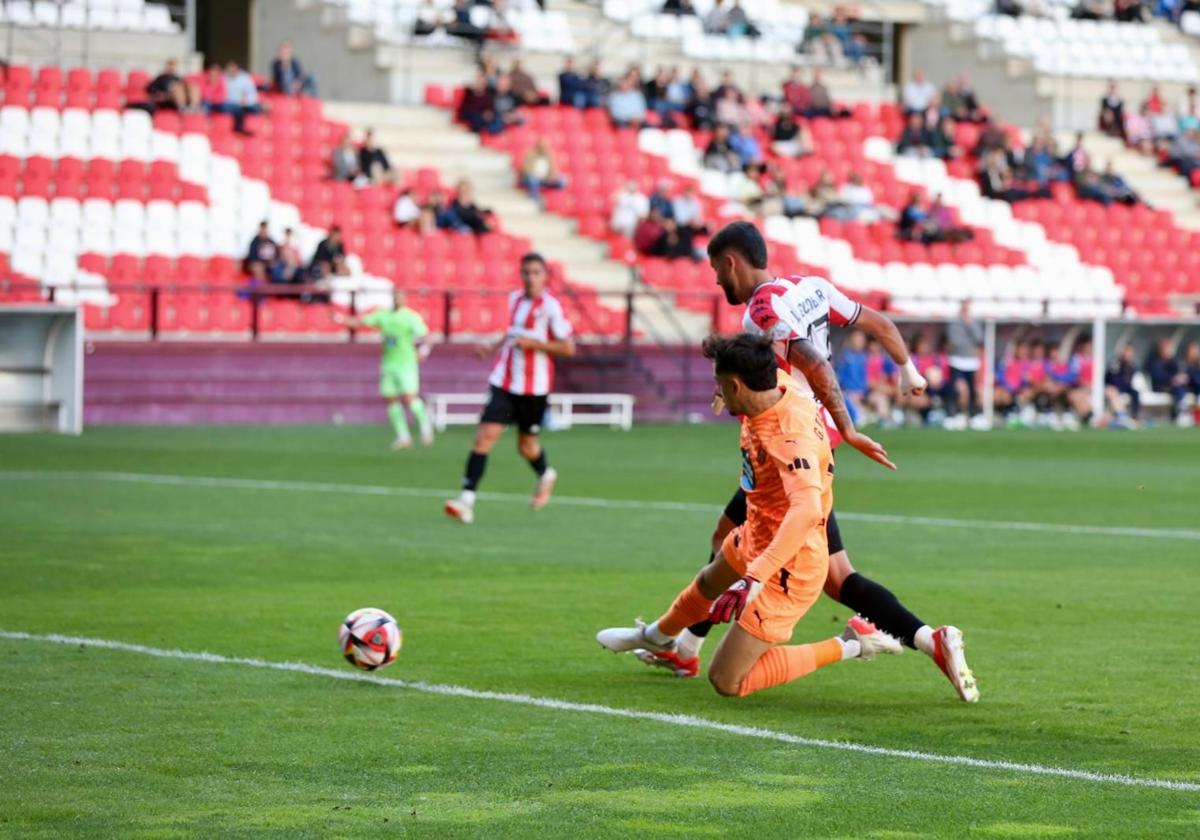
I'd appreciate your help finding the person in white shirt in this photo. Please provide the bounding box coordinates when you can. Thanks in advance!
[610,181,649,239]
[836,173,879,222]
[393,189,421,228]
[901,69,938,115]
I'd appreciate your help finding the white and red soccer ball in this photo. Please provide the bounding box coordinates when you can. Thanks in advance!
[339,607,402,671]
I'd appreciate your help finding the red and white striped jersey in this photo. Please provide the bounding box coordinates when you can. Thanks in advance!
[488,291,573,396]
[743,275,862,447]
[743,274,861,386]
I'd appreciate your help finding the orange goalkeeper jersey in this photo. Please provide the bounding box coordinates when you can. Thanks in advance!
[735,386,834,584]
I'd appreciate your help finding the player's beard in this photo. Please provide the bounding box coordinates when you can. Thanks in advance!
[721,283,740,306]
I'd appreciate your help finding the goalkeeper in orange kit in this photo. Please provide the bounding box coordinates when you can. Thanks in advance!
[596,334,902,697]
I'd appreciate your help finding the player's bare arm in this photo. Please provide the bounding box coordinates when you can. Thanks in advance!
[514,336,576,357]
[788,338,897,471]
[331,311,365,330]
[855,306,927,396]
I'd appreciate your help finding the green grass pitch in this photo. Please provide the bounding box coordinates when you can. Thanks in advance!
[1,423,1199,838]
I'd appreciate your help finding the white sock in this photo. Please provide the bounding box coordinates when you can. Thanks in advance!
[675,629,706,660]
[837,637,862,660]
[461,490,476,506]
[914,625,935,657]
[643,621,673,646]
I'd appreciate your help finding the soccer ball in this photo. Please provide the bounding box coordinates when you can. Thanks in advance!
[339,607,402,671]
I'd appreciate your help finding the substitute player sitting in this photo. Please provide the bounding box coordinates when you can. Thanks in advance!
[445,253,575,524]
[333,291,434,449]
[597,334,902,698]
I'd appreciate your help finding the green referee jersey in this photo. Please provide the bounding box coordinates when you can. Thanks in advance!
[362,307,429,371]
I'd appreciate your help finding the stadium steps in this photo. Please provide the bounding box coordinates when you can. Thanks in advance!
[1074,133,1200,230]
[322,101,712,342]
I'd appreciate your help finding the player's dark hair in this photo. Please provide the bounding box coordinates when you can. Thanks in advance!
[702,333,778,391]
[520,252,548,269]
[706,221,768,269]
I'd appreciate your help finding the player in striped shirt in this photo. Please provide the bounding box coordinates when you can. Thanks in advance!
[639,221,979,702]
[445,253,575,524]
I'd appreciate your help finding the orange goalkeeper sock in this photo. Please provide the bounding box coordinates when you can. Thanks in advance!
[737,638,844,697]
[652,580,715,640]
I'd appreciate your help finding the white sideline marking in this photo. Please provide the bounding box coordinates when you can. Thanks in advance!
[4,469,1200,542]
[2,630,1197,793]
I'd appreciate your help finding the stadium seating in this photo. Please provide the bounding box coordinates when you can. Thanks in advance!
[603,0,806,65]
[0,0,179,34]
[947,10,1198,82]
[0,64,625,338]
[430,85,1200,318]
[319,0,574,52]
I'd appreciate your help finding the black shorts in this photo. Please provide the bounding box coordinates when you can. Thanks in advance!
[480,385,548,435]
[720,487,845,555]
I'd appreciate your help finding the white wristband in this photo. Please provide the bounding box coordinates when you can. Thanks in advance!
[901,359,921,382]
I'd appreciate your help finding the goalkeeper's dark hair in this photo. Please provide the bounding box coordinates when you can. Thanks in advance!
[702,334,778,391]
[706,221,768,269]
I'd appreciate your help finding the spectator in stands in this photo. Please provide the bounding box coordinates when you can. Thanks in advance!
[608,74,648,128]
[199,63,227,116]
[972,115,1010,159]
[727,161,767,212]
[901,69,938,115]
[808,68,844,118]
[1114,0,1147,21]
[760,168,808,217]
[430,189,468,232]
[1165,128,1200,178]
[244,221,277,285]
[272,41,317,97]
[508,59,548,107]
[928,116,963,160]
[633,208,667,256]
[1104,343,1141,427]
[929,194,973,242]
[782,67,811,116]
[688,72,717,129]
[447,0,487,44]
[358,130,396,185]
[644,68,680,127]
[450,179,494,235]
[770,108,814,157]
[520,139,566,207]
[147,59,199,113]
[458,73,502,134]
[722,0,761,38]
[558,57,585,107]
[802,13,843,66]
[1021,134,1063,184]
[653,217,703,260]
[272,228,305,285]
[332,134,363,183]
[1146,338,1190,421]
[1098,82,1126,139]
[980,149,1049,202]
[584,60,611,107]
[224,61,262,136]
[806,169,840,218]
[672,184,709,239]
[394,188,422,228]
[647,180,674,219]
[1099,161,1141,204]
[662,0,698,13]
[1178,86,1200,133]
[413,0,449,36]
[837,173,881,222]
[310,226,349,279]
[1072,0,1107,19]
[610,181,649,239]
[898,191,932,241]
[897,112,934,157]
[492,74,524,131]
[703,124,742,173]
[829,10,867,66]
[836,330,869,423]
[945,300,982,427]
[942,74,985,123]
